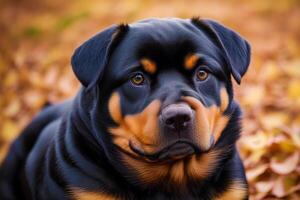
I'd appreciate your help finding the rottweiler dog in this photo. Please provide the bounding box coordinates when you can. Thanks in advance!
[0,17,251,200]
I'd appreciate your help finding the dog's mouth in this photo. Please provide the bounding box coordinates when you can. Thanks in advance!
[129,140,202,162]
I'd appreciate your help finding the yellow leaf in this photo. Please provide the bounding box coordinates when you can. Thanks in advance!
[288,80,300,100]
[4,72,18,87]
[278,139,297,153]
[1,120,19,142]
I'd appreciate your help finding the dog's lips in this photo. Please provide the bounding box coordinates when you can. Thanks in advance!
[129,140,201,162]
[158,142,195,160]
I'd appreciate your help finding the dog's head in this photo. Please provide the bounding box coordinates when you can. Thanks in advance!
[71,18,250,189]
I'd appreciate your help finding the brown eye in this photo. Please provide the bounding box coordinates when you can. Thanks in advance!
[197,70,209,81]
[131,73,145,85]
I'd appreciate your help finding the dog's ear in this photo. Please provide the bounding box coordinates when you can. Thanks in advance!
[71,24,128,89]
[191,18,251,84]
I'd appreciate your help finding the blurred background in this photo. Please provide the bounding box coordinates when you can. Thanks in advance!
[0,0,300,199]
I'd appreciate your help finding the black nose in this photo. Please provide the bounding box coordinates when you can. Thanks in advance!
[161,103,193,131]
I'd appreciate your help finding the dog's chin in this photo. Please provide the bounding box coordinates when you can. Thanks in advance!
[129,140,202,163]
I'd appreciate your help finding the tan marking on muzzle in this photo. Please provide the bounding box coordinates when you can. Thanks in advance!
[108,93,167,183]
[140,58,157,74]
[184,54,200,70]
[182,87,230,149]
[107,89,230,184]
[108,92,161,154]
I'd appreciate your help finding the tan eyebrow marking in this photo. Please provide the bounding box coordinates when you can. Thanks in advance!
[184,53,200,70]
[140,58,157,74]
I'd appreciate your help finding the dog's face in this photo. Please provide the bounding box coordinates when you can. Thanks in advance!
[71,18,250,188]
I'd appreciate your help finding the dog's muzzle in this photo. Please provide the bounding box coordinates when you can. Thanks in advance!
[128,102,203,162]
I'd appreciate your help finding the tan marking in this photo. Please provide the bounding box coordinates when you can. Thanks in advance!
[108,92,161,155]
[184,54,200,70]
[108,92,122,123]
[182,96,213,150]
[107,88,230,184]
[140,58,157,74]
[122,153,169,184]
[122,150,221,184]
[215,180,248,200]
[71,188,119,200]
[187,150,220,179]
[213,116,230,143]
[170,160,185,183]
[182,87,230,148]
[220,87,229,112]
[214,87,230,142]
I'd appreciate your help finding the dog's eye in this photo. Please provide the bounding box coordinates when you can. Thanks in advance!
[131,73,145,85]
[196,70,209,81]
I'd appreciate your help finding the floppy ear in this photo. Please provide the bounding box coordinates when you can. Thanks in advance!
[191,18,251,84]
[71,24,128,89]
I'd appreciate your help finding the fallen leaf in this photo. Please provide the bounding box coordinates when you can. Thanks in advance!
[260,112,289,130]
[272,176,286,198]
[240,130,269,151]
[246,164,269,182]
[287,80,300,100]
[241,85,265,107]
[1,120,19,142]
[255,180,274,193]
[270,152,299,175]
[4,99,21,117]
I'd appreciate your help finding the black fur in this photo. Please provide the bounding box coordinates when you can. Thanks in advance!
[0,17,250,200]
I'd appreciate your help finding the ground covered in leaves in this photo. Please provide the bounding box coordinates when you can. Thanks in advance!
[0,0,299,199]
